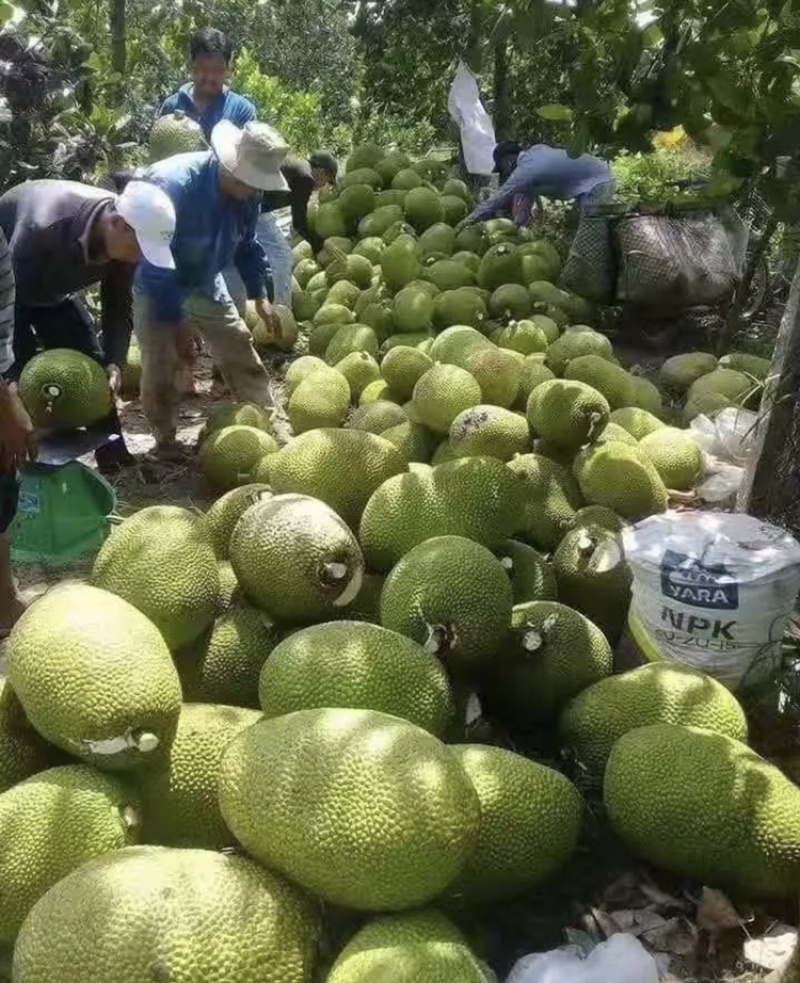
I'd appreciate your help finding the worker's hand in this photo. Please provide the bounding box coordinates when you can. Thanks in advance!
[0,382,37,470]
[255,297,282,341]
[106,363,122,398]
[175,323,198,365]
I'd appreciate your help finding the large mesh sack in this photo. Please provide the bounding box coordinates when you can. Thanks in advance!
[614,208,738,310]
[560,205,624,304]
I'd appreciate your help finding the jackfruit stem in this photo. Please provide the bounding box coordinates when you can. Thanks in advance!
[134,731,160,753]
[424,623,457,656]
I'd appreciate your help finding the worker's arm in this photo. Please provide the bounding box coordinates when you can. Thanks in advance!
[99,264,134,368]
[465,155,540,224]
[234,205,274,303]
[290,172,324,253]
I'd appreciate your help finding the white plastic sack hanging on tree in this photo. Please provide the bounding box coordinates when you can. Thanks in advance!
[448,61,496,176]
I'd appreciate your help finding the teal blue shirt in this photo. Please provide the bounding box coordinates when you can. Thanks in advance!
[159,84,257,141]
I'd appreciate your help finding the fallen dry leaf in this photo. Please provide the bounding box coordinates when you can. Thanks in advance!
[697,887,742,932]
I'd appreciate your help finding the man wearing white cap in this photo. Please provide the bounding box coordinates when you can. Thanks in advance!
[133,119,286,459]
[0,177,177,472]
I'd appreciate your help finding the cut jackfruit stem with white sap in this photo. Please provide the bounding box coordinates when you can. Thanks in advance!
[424,622,459,656]
[83,729,160,756]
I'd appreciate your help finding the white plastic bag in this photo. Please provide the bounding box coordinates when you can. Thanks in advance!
[448,62,496,176]
[688,408,759,465]
[505,934,659,983]
[623,510,800,689]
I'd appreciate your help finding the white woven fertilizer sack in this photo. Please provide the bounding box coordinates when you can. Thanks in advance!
[623,510,800,690]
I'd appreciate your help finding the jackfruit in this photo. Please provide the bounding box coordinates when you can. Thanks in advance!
[324,279,362,310]
[429,325,492,364]
[516,356,556,405]
[219,708,480,910]
[326,910,487,983]
[546,328,615,376]
[719,351,771,381]
[175,606,281,709]
[200,426,279,491]
[205,484,273,559]
[381,234,420,292]
[433,288,487,331]
[487,601,613,725]
[19,349,113,430]
[489,284,533,321]
[0,680,61,794]
[230,494,364,623]
[375,149,412,185]
[259,621,454,736]
[496,539,558,604]
[393,285,434,334]
[382,419,438,463]
[380,535,513,673]
[442,194,469,225]
[268,428,406,529]
[412,364,482,434]
[553,526,633,643]
[337,184,377,227]
[568,505,626,534]
[422,258,476,292]
[393,167,423,190]
[449,745,582,902]
[564,355,635,410]
[359,204,405,239]
[595,421,639,447]
[341,166,382,189]
[608,406,665,440]
[451,251,481,273]
[12,846,319,983]
[0,765,140,944]
[527,379,610,449]
[313,302,355,329]
[660,352,718,392]
[495,319,548,355]
[560,663,748,783]
[249,454,273,484]
[382,219,416,245]
[418,223,456,257]
[148,111,207,160]
[455,224,490,256]
[684,367,752,422]
[639,427,703,490]
[7,584,181,769]
[574,443,668,519]
[314,201,348,239]
[507,453,583,551]
[478,243,525,291]
[325,324,379,366]
[347,144,384,172]
[381,346,434,400]
[288,367,351,433]
[464,346,522,408]
[352,235,385,265]
[348,400,408,434]
[404,187,445,231]
[604,724,800,898]
[359,379,395,405]
[136,703,260,850]
[449,405,530,460]
[628,375,664,415]
[334,351,382,398]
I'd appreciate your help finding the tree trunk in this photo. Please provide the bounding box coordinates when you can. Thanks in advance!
[109,0,126,106]
[737,255,800,521]
[493,40,510,140]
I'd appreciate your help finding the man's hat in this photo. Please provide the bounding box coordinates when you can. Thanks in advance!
[493,140,522,172]
[211,120,290,192]
[116,180,176,269]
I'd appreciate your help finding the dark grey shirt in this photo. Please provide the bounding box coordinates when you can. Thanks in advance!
[0,180,135,366]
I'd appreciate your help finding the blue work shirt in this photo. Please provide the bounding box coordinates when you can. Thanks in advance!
[469,145,614,225]
[135,152,271,324]
[159,84,257,141]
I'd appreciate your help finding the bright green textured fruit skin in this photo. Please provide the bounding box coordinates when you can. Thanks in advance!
[605,724,800,898]
[638,427,703,491]
[12,846,319,983]
[92,505,221,650]
[7,584,181,770]
[412,364,482,435]
[325,910,488,983]
[449,745,582,903]
[527,379,610,449]
[136,703,260,850]
[200,426,279,492]
[560,664,748,783]
[574,443,668,520]
[448,405,530,461]
[205,484,273,559]
[220,709,480,911]
[380,535,513,673]
[149,112,206,160]
[0,765,139,944]
[496,539,558,604]
[19,349,112,429]
[259,621,454,737]
[507,453,583,552]
[0,680,62,794]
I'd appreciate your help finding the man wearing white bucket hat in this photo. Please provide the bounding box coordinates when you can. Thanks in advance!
[133,119,288,460]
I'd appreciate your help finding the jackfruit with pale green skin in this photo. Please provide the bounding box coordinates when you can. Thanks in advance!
[380,535,513,673]
[381,420,438,464]
[148,111,207,160]
[552,525,632,644]
[516,356,556,406]
[478,242,525,291]
[404,187,445,231]
[527,379,610,449]
[317,236,353,267]
[494,319,549,356]
[628,375,664,416]
[448,405,530,461]
[429,325,492,364]
[488,284,533,321]
[638,426,703,490]
[464,346,523,409]
[417,222,456,257]
[545,328,615,376]
[336,184,377,226]
[604,724,800,898]
[19,349,113,430]
[560,663,748,784]
[268,428,406,529]
[608,406,665,440]
[313,201,348,239]
[352,236,385,265]
[507,452,583,551]
[288,367,351,434]
[412,364,482,434]
[564,354,636,410]
[341,166,383,189]
[200,426,279,492]
[325,279,362,310]
[360,204,405,239]
[326,910,488,983]
[421,258,476,292]
[719,351,771,381]
[448,745,583,903]
[393,285,435,333]
[325,324,379,365]
[432,288,487,331]
[381,346,434,401]
[659,352,718,391]
[486,601,613,726]
[205,484,273,559]
[348,400,408,434]
[0,680,63,795]
[574,442,668,519]
[495,539,558,604]
[381,234,421,292]
[312,302,355,328]
[684,367,753,422]
[595,421,639,447]
[567,505,626,535]
[325,253,373,291]
[334,351,382,398]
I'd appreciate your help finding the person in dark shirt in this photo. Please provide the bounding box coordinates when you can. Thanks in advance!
[0,179,176,471]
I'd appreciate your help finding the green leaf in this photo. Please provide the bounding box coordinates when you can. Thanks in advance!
[536,103,574,121]
[0,2,13,24]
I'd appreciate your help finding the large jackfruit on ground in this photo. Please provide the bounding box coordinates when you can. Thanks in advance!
[638,427,703,490]
[12,846,320,983]
[205,484,273,559]
[199,426,278,491]
[527,380,610,449]
[230,494,364,624]
[0,679,62,794]
[381,346,434,401]
[496,539,558,604]
[574,443,668,519]
[604,724,800,898]
[545,328,615,376]
[659,352,717,391]
[683,367,752,422]
[564,354,635,410]
[0,765,139,944]
[448,745,583,903]
[326,910,488,983]
[487,601,613,726]
[92,505,221,650]
[507,453,583,551]
[560,663,749,783]
[380,536,513,673]
[219,708,480,911]
[268,428,406,529]
[348,400,407,434]
[412,364,482,434]
[448,405,530,461]
[259,621,454,736]
[288,367,351,433]
[136,703,260,851]
[19,349,113,430]
[608,406,665,441]
[7,584,181,770]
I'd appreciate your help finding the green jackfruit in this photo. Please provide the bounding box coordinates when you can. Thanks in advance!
[719,351,771,381]
[564,355,635,410]
[489,284,532,321]
[433,288,487,331]
[574,443,668,519]
[205,483,273,559]
[595,421,639,447]
[477,243,525,291]
[381,346,434,401]
[545,328,615,376]
[628,375,664,415]
[200,426,279,492]
[19,349,113,430]
[527,379,610,448]
[464,347,523,409]
[684,367,753,422]
[382,420,438,464]
[449,405,530,461]
[347,144,384,172]
[381,234,421,292]
[567,505,626,535]
[0,680,62,794]
[496,539,558,604]
[608,406,665,440]
[442,195,469,225]
[418,223,456,257]
[404,187,445,231]
[412,364,482,434]
[352,236,385,265]
[495,319,548,356]
[639,427,703,490]
[429,325,492,365]
[337,184,377,226]
[421,258,476,292]
[359,204,405,238]
[507,453,583,552]
[335,351,382,398]
[348,400,408,434]
[393,286,435,333]
[148,111,207,160]
[325,324,379,365]
[288,367,351,433]
[314,201,348,239]
[660,352,718,391]
[516,356,556,406]
[341,166,382,189]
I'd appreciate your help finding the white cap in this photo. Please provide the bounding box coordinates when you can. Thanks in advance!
[116,180,176,269]
[211,119,290,192]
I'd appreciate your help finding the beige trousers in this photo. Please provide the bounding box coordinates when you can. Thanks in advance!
[134,292,272,444]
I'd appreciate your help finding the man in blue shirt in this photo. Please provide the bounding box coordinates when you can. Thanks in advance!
[159,28,256,140]
[463,141,616,228]
[135,120,286,460]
